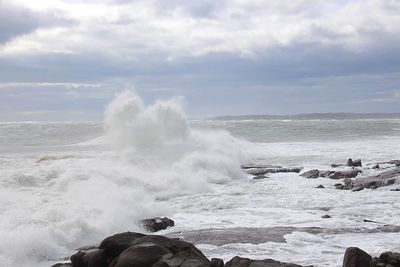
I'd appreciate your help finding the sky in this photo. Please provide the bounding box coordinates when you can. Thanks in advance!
[1,0,400,121]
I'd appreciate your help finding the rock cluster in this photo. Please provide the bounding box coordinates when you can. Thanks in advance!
[54,232,308,267]
[343,247,400,267]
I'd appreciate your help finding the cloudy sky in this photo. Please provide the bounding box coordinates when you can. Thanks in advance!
[1,0,400,121]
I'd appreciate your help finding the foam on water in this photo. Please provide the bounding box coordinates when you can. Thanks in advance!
[0,91,253,267]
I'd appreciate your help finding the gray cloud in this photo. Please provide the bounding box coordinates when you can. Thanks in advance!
[0,0,400,120]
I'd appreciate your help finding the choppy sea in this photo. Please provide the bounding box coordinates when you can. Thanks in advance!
[1,91,399,267]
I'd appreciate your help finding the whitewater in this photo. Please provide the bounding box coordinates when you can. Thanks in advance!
[0,91,399,267]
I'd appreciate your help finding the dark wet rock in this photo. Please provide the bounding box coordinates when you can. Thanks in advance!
[246,167,303,176]
[315,185,325,188]
[372,164,380,169]
[70,232,210,267]
[351,186,364,192]
[210,258,224,267]
[141,217,175,232]
[300,169,334,179]
[329,170,361,179]
[342,247,372,267]
[300,169,319,178]
[390,188,400,191]
[241,164,282,169]
[253,175,268,180]
[100,232,146,258]
[350,168,400,189]
[387,160,400,167]
[331,163,344,168]
[343,178,353,186]
[347,158,362,167]
[321,215,331,218]
[225,256,304,267]
[369,251,400,267]
[51,264,72,267]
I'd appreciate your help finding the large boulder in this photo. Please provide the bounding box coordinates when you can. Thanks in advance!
[141,217,175,232]
[225,256,303,267]
[342,247,372,267]
[70,232,210,267]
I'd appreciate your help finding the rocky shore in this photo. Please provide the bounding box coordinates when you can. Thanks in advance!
[52,158,400,267]
[51,229,400,267]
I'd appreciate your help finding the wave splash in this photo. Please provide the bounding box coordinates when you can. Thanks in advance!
[0,90,252,267]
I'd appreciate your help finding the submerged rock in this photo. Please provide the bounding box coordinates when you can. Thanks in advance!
[225,256,304,267]
[246,167,303,176]
[141,217,175,232]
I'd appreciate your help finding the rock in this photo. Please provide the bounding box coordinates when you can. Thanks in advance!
[343,178,353,186]
[246,167,303,175]
[225,256,304,267]
[319,170,335,177]
[51,264,72,267]
[370,251,400,267]
[300,169,319,178]
[387,160,400,167]
[315,185,325,188]
[253,175,268,180]
[241,164,282,169]
[390,188,400,191]
[331,163,344,168]
[347,158,362,167]
[100,232,146,258]
[71,232,210,267]
[321,215,331,218]
[141,217,175,232]
[372,164,380,169]
[300,169,335,179]
[342,247,372,267]
[329,170,361,179]
[351,186,364,192]
[210,258,224,267]
[350,168,400,189]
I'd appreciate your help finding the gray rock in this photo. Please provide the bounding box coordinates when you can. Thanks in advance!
[329,170,361,179]
[350,168,400,189]
[300,169,319,178]
[300,169,334,179]
[342,247,372,267]
[253,175,268,180]
[141,217,174,232]
[225,256,304,267]
[51,264,72,267]
[321,215,331,218]
[347,158,362,167]
[246,167,303,176]
[315,185,325,188]
[331,163,344,168]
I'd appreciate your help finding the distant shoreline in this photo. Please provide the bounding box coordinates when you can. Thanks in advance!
[210,112,400,120]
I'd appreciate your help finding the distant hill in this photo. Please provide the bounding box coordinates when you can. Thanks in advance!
[211,113,400,120]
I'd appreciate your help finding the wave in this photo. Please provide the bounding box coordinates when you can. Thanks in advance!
[0,90,254,267]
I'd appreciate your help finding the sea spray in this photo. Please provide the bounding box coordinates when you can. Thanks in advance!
[0,91,253,267]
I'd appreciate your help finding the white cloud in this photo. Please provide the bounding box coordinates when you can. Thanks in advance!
[1,0,399,60]
[0,82,101,89]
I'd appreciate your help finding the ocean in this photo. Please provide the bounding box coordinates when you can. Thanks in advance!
[1,91,399,267]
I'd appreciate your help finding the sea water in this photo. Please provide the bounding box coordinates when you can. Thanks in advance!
[0,91,399,266]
